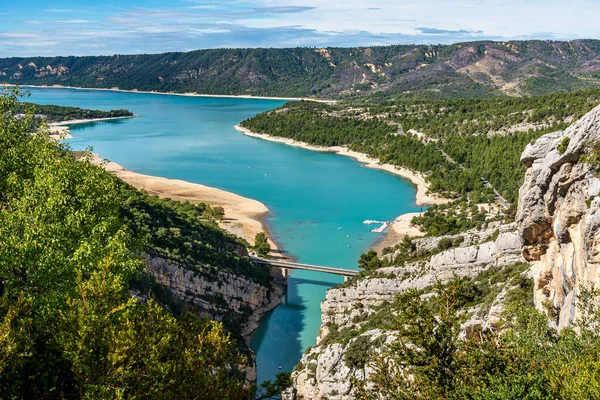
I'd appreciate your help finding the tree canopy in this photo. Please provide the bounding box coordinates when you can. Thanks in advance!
[0,87,251,399]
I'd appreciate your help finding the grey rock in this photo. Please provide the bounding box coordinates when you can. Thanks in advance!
[516,103,600,329]
[290,224,522,399]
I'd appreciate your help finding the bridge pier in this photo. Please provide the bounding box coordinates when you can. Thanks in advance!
[343,276,351,283]
[281,268,290,279]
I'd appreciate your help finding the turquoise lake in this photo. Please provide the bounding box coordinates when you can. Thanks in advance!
[26,87,420,384]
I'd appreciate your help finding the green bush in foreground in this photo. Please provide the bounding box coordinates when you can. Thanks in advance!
[0,87,250,398]
[354,279,600,399]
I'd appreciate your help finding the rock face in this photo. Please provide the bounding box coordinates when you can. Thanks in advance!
[287,224,522,400]
[516,104,600,329]
[145,255,284,337]
[144,256,285,384]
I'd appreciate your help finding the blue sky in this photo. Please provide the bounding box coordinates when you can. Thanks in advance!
[1,0,599,56]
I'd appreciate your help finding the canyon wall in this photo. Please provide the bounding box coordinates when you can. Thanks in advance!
[517,104,600,329]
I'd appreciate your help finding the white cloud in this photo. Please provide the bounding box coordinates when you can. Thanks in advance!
[0,32,40,38]
[46,9,77,13]
[188,28,231,34]
[58,20,91,24]
[1,0,600,56]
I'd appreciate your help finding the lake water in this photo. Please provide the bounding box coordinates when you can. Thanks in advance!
[25,87,420,384]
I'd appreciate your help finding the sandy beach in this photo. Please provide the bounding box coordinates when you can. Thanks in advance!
[20,84,336,104]
[48,124,73,140]
[51,115,135,126]
[90,154,281,253]
[372,212,425,254]
[236,125,449,207]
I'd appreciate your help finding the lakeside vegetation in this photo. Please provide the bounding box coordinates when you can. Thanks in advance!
[16,102,133,123]
[0,88,278,398]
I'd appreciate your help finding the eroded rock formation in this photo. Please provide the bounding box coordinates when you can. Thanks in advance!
[141,254,285,384]
[516,104,600,329]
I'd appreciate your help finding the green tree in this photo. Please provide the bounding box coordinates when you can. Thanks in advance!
[254,232,271,257]
[358,250,384,273]
[204,205,225,222]
[0,86,249,399]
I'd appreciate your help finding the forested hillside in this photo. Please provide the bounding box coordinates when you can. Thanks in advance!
[3,40,600,99]
[242,89,600,204]
[0,88,277,398]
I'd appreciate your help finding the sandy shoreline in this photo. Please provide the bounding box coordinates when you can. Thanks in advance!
[90,154,281,253]
[48,115,134,141]
[52,115,135,126]
[372,212,425,254]
[235,125,449,207]
[19,84,336,104]
[235,125,449,251]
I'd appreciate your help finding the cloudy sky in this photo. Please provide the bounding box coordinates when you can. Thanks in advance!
[2,0,599,57]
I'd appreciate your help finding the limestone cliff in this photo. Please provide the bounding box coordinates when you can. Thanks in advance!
[145,255,284,337]
[140,251,285,384]
[516,104,600,329]
[286,223,522,400]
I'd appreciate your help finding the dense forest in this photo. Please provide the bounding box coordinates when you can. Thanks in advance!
[3,40,600,99]
[0,88,283,398]
[242,89,600,204]
[17,102,133,122]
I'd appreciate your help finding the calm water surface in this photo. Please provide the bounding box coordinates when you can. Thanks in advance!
[26,87,420,383]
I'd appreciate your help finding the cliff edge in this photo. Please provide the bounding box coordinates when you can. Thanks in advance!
[517,104,600,329]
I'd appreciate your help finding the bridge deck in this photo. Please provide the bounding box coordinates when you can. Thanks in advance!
[251,257,358,277]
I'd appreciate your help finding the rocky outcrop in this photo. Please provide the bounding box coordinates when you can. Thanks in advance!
[287,224,522,400]
[516,104,600,329]
[146,255,284,337]
[144,256,285,384]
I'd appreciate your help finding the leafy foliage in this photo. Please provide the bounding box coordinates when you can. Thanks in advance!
[253,232,271,258]
[0,87,251,398]
[557,136,571,154]
[16,102,133,123]
[354,276,600,400]
[117,186,272,287]
[411,199,492,236]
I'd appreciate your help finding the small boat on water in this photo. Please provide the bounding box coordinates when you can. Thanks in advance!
[338,227,342,230]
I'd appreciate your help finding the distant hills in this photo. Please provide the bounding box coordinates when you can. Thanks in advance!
[2,40,600,99]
